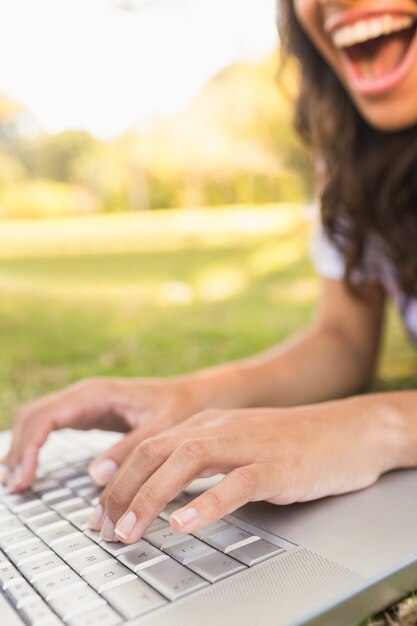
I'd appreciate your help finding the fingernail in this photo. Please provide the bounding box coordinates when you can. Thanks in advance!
[170,507,198,530]
[89,459,118,486]
[100,516,115,541]
[115,511,137,540]
[89,504,104,530]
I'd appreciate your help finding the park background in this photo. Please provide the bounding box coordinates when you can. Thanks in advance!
[0,1,416,623]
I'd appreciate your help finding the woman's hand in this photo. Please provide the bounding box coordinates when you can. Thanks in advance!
[91,397,403,543]
[4,376,200,491]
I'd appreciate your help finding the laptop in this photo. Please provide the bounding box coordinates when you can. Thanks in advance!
[0,427,416,626]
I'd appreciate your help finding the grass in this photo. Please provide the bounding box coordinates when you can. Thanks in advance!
[0,205,416,626]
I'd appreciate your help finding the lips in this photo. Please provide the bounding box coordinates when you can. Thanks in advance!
[325,10,417,96]
[345,23,416,79]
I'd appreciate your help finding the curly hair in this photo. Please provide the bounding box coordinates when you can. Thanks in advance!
[278,0,417,296]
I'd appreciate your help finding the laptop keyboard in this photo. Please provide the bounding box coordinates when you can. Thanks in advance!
[0,459,286,625]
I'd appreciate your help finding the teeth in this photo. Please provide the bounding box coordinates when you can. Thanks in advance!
[332,14,415,48]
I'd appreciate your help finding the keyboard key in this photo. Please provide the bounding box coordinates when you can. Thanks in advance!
[52,497,87,517]
[66,546,114,575]
[49,467,82,482]
[31,479,60,493]
[66,508,95,530]
[0,528,36,552]
[158,497,190,522]
[99,540,140,557]
[49,585,106,621]
[3,493,37,513]
[66,476,94,490]
[0,507,14,520]
[26,513,63,532]
[19,553,67,583]
[41,488,73,503]
[118,541,168,572]
[144,518,167,534]
[48,491,79,514]
[164,537,215,564]
[103,578,166,619]
[67,605,122,626]
[8,540,51,566]
[139,558,208,601]
[53,534,95,559]
[0,516,24,537]
[11,499,44,515]
[34,568,86,600]
[19,504,51,522]
[192,519,229,539]
[6,579,38,608]
[0,590,26,626]
[19,597,62,626]
[83,529,102,543]
[228,538,285,566]
[204,525,260,553]
[83,561,135,593]
[0,560,23,589]
[77,486,101,503]
[187,551,245,583]
[37,521,79,546]
[145,527,192,550]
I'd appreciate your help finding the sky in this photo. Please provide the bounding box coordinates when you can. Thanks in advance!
[0,0,278,139]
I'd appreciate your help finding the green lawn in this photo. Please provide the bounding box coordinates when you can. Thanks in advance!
[0,205,417,625]
[0,204,416,429]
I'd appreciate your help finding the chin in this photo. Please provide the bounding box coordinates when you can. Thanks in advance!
[353,95,417,133]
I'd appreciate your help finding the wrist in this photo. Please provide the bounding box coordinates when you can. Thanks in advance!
[176,362,249,413]
[348,392,417,473]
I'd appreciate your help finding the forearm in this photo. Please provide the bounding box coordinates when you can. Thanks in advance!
[184,324,376,410]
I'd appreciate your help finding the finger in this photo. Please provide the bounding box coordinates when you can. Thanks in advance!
[93,434,178,538]
[7,378,115,490]
[169,464,266,534]
[110,436,253,544]
[88,416,167,487]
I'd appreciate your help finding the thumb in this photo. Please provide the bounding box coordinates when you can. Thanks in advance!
[88,424,156,486]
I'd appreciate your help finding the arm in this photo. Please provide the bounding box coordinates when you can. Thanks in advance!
[5,278,385,491]
[186,277,386,409]
[95,388,417,543]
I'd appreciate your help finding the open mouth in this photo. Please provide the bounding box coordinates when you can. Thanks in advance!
[330,13,417,94]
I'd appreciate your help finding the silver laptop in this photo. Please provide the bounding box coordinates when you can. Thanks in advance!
[0,428,416,626]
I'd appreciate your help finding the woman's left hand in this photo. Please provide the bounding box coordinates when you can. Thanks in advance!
[90,397,401,542]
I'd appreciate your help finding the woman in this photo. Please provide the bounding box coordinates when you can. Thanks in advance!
[4,0,417,544]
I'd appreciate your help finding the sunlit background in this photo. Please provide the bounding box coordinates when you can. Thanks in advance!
[1,0,278,138]
[0,0,315,216]
[0,0,414,433]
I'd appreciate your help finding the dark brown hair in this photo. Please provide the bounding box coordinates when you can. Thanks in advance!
[278,0,417,295]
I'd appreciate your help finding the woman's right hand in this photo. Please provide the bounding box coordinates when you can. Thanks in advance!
[3,375,199,492]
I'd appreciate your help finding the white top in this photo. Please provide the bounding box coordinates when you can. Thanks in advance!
[311,228,417,342]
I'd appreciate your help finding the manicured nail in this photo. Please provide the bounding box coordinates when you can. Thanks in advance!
[100,516,115,542]
[115,511,137,540]
[170,507,198,530]
[89,459,118,486]
[89,504,104,530]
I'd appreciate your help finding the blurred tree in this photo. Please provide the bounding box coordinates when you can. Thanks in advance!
[19,130,99,182]
[129,54,313,208]
[0,53,313,218]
